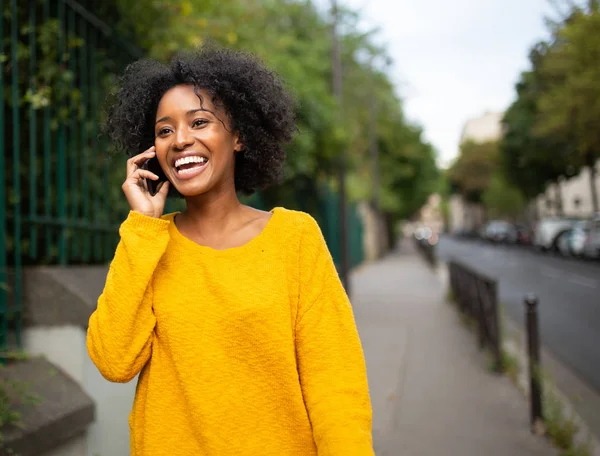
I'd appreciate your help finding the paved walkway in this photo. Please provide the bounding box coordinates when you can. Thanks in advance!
[350,239,558,456]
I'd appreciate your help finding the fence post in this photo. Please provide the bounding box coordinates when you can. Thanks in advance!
[525,293,543,432]
[491,280,503,373]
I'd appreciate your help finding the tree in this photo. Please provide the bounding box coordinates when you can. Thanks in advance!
[534,5,600,212]
[481,173,526,220]
[448,140,498,203]
[500,43,574,212]
[112,0,439,219]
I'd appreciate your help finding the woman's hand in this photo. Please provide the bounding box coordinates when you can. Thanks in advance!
[122,146,170,218]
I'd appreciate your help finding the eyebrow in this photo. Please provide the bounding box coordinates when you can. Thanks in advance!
[155,108,212,125]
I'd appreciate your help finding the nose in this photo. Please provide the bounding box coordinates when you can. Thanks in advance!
[173,127,194,150]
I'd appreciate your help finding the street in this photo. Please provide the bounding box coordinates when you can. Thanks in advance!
[437,236,600,395]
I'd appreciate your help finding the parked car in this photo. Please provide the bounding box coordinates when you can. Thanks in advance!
[582,214,600,260]
[556,220,590,257]
[533,217,579,252]
[481,220,518,244]
[515,224,533,245]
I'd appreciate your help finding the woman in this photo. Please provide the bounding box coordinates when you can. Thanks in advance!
[87,45,373,456]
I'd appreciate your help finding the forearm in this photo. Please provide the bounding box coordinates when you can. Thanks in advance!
[296,289,374,455]
[87,211,170,382]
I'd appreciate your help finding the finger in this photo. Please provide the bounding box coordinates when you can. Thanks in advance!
[157,180,170,198]
[125,168,159,184]
[126,147,156,175]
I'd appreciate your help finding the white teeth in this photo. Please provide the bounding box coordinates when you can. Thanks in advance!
[174,156,207,168]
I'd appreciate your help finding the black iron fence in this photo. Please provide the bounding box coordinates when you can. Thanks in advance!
[414,238,437,267]
[448,260,503,372]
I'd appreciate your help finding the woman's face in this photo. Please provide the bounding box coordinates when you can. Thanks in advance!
[154,85,241,197]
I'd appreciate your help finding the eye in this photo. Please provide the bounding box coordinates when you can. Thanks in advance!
[156,128,171,137]
[192,119,208,128]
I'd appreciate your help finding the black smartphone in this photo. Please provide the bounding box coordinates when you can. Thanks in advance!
[141,156,168,196]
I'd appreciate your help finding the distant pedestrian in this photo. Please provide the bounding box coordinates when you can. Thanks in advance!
[86,44,373,456]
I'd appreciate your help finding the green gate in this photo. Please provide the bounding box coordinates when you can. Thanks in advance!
[0,0,140,355]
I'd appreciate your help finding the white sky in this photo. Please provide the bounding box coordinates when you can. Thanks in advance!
[339,0,558,167]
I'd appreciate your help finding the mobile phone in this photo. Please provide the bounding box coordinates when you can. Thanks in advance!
[141,156,168,196]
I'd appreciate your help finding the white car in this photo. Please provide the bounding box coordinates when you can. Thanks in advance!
[582,214,600,259]
[533,217,579,252]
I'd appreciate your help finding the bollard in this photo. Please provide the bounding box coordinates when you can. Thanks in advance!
[525,293,543,433]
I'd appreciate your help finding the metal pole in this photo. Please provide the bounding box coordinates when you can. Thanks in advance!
[525,293,543,432]
[368,60,379,214]
[331,0,350,294]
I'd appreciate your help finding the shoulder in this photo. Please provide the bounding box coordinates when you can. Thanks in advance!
[272,207,324,241]
[271,208,329,263]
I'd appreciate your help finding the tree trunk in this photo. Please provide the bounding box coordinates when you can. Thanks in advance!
[590,163,599,214]
[555,181,564,216]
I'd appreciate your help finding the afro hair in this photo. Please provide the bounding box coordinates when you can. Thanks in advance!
[105,44,297,195]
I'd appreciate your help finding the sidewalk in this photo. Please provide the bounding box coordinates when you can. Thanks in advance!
[350,238,558,456]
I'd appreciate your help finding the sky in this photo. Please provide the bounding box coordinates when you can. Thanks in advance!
[336,0,558,167]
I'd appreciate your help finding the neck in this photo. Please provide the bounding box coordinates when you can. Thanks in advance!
[182,183,243,234]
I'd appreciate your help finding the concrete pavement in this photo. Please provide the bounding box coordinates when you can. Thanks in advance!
[350,238,558,456]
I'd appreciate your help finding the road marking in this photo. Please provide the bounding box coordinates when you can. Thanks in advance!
[568,275,598,289]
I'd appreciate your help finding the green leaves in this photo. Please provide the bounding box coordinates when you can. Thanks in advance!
[110,0,438,218]
[501,4,600,211]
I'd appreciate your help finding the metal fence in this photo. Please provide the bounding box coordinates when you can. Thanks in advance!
[414,238,437,267]
[0,0,141,355]
[448,260,503,372]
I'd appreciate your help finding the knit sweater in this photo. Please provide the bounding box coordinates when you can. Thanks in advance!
[86,208,373,456]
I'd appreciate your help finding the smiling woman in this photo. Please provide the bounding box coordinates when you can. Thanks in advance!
[87,44,374,456]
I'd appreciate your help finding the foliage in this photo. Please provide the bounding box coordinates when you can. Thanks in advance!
[113,0,439,220]
[448,140,498,203]
[0,355,42,450]
[534,6,600,212]
[500,3,600,212]
[481,173,526,220]
[3,0,439,271]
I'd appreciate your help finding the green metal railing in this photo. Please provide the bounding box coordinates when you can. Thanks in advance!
[0,0,141,355]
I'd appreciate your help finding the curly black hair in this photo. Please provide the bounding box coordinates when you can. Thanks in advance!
[105,44,296,195]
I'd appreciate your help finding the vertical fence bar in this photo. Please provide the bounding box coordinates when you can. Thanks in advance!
[0,0,7,352]
[57,0,68,265]
[102,143,110,260]
[490,280,503,373]
[28,0,38,259]
[67,5,77,260]
[525,293,543,432]
[90,28,100,260]
[11,0,23,346]
[79,14,89,262]
[43,0,52,259]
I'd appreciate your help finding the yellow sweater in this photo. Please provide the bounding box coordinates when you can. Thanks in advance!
[87,208,373,455]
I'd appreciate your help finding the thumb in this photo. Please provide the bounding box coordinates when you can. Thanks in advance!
[157,180,170,201]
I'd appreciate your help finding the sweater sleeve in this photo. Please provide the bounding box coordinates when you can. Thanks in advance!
[295,214,374,456]
[86,211,171,383]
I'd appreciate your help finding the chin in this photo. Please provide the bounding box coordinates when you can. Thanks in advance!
[176,183,213,198]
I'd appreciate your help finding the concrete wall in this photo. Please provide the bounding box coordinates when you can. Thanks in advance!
[24,325,135,456]
[358,202,388,261]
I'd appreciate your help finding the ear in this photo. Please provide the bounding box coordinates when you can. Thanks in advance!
[233,133,243,153]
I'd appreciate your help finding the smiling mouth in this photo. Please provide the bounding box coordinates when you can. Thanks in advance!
[173,155,209,175]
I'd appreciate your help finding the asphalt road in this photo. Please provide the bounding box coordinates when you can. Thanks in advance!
[436,236,600,394]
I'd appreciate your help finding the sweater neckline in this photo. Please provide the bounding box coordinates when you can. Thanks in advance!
[164,207,282,258]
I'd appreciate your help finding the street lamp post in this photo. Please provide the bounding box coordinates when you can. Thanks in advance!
[330,0,350,294]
